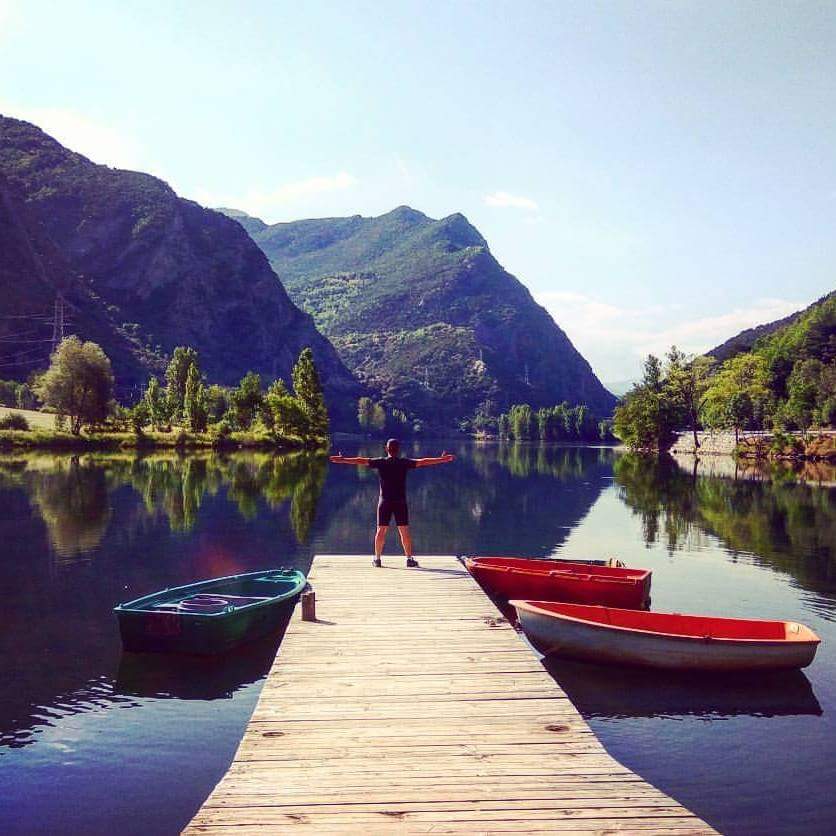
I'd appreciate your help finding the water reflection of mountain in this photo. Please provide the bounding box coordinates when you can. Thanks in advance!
[316,443,614,556]
[545,657,822,720]
[614,454,836,598]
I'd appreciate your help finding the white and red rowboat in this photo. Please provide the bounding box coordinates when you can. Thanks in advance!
[512,600,821,671]
[465,556,651,609]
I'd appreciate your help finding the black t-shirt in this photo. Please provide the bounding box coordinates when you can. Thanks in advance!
[368,456,418,501]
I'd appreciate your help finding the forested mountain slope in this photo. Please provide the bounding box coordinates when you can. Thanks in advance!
[0,116,361,418]
[225,206,616,424]
[708,291,834,364]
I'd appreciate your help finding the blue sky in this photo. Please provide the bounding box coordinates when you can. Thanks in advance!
[2,1,833,381]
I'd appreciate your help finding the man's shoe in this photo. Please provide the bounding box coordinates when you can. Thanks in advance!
[406,557,419,568]
[372,557,382,567]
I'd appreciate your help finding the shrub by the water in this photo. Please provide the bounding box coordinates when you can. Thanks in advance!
[0,413,29,431]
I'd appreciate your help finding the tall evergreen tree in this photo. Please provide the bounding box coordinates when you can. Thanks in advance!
[145,376,169,430]
[165,347,199,422]
[292,348,329,437]
[230,371,263,430]
[184,363,208,432]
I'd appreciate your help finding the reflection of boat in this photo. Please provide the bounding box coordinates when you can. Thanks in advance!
[114,569,306,654]
[512,601,821,671]
[544,657,822,719]
[465,556,651,609]
[116,633,284,700]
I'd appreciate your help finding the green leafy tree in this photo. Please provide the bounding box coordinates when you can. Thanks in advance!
[145,376,170,430]
[0,380,19,407]
[816,363,836,426]
[165,346,199,423]
[265,379,310,438]
[612,355,677,452]
[497,413,511,439]
[702,353,771,436]
[535,407,550,440]
[783,359,832,434]
[726,391,754,443]
[129,401,150,435]
[205,384,229,424]
[357,396,374,430]
[16,382,37,410]
[184,363,208,432]
[231,371,263,430]
[291,348,329,437]
[34,337,114,435]
[664,348,714,449]
[508,404,534,440]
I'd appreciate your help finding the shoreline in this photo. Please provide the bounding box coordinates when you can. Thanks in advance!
[671,429,835,463]
[0,428,325,453]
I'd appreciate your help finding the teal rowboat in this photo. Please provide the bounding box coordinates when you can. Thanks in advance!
[114,569,307,655]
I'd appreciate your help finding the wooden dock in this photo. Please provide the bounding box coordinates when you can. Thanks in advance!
[187,555,714,834]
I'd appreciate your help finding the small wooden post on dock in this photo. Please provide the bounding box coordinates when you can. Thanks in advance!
[300,584,316,621]
[187,555,715,833]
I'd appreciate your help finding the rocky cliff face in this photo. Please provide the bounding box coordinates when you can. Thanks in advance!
[0,116,361,418]
[225,206,616,424]
[0,172,152,389]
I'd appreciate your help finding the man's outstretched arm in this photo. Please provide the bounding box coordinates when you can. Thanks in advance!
[414,451,455,468]
[330,454,372,466]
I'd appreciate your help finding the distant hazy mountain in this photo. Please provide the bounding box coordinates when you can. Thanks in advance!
[0,116,361,419]
[707,291,835,363]
[603,379,636,398]
[223,206,616,425]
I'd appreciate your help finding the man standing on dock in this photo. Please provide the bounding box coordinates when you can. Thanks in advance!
[329,439,455,567]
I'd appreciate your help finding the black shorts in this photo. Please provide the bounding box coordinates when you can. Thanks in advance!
[377,499,409,527]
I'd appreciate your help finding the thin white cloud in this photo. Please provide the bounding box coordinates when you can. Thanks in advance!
[536,291,805,380]
[484,191,539,211]
[197,172,359,220]
[255,172,357,205]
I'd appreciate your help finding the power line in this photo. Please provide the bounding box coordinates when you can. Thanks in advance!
[51,294,65,355]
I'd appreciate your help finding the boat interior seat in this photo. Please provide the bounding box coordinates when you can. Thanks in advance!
[155,594,272,610]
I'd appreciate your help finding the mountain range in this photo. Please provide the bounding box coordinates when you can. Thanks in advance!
[0,116,361,419]
[15,114,823,433]
[220,206,617,424]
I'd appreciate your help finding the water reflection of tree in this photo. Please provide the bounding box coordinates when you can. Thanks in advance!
[614,454,836,593]
[1,451,329,551]
[30,457,112,558]
[482,443,600,481]
[215,453,327,542]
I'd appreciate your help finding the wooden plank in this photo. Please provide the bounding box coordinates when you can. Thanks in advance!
[185,555,715,834]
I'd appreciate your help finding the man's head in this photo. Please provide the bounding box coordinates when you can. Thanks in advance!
[386,438,401,457]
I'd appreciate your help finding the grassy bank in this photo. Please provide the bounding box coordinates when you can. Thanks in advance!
[0,418,325,452]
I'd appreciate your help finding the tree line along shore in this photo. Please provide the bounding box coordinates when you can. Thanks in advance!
[613,343,835,461]
[0,337,330,451]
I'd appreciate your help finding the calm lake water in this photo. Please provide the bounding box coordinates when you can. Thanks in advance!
[1,444,834,835]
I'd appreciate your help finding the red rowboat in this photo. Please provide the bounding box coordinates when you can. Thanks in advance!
[512,600,821,671]
[464,556,652,610]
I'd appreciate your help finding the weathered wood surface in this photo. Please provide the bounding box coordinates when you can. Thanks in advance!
[186,555,714,834]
